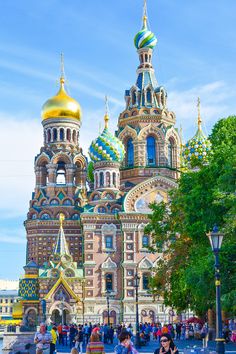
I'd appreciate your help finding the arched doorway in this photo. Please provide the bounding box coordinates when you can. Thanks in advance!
[51,309,61,324]
[110,310,117,325]
[102,310,117,325]
[141,309,155,323]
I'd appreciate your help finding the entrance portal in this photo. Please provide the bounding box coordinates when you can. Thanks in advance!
[51,309,61,324]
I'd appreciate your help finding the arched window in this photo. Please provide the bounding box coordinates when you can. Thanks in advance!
[147,89,152,104]
[59,128,64,141]
[53,128,57,141]
[95,174,98,188]
[72,130,76,143]
[99,172,104,187]
[143,273,150,290]
[132,91,136,105]
[145,54,148,62]
[47,130,51,143]
[168,139,174,167]
[147,136,156,166]
[66,129,71,142]
[142,235,149,248]
[98,206,106,213]
[112,172,116,187]
[105,273,113,291]
[127,138,134,167]
[56,162,66,184]
[41,213,50,220]
[105,172,111,187]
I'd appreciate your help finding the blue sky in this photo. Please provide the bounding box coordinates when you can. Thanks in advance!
[0,0,235,280]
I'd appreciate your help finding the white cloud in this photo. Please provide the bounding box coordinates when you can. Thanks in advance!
[168,80,236,140]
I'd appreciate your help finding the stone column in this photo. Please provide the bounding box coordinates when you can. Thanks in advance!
[134,139,146,167]
[66,164,75,196]
[159,142,166,166]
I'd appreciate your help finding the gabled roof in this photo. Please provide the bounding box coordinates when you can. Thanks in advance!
[44,276,80,302]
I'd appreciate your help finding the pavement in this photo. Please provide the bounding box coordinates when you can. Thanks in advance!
[56,338,236,353]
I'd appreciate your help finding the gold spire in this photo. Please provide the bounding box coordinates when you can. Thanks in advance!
[197,97,202,130]
[59,213,65,228]
[142,0,147,28]
[41,54,82,121]
[104,95,109,129]
[60,52,65,84]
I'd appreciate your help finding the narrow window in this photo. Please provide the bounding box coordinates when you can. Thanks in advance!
[53,128,57,141]
[112,172,116,187]
[142,235,149,248]
[99,172,104,187]
[143,273,150,290]
[67,129,71,142]
[59,128,64,141]
[105,235,113,249]
[56,162,66,184]
[168,140,174,167]
[105,273,113,291]
[147,136,156,166]
[127,138,134,167]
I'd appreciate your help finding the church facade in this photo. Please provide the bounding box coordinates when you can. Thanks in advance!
[18,5,183,326]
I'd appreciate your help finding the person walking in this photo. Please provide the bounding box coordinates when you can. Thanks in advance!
[154,333,179,354]
[34,323,52,354]
[86,332,105,354]
[75,325,84,354]
[58,323,63,345]
[50,325,58,354]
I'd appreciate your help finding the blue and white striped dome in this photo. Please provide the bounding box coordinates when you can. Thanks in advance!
[89,115,125,163]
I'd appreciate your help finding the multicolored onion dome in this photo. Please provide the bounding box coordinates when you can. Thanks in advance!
[89,114,125,163]
[182,130,211,165]
[41,77,81,121]
[134,16,157,50]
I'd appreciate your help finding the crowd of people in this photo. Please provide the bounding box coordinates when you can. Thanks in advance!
[34,319,236,354]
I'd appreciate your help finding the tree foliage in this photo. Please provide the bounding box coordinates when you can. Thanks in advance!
[145,116,236,317]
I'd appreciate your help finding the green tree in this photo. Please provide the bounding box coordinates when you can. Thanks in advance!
[145,116,236,316]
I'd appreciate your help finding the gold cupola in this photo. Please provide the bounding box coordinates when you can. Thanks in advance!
[41,54,81,122]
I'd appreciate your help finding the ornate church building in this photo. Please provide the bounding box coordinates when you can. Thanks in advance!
[18,4,184,326]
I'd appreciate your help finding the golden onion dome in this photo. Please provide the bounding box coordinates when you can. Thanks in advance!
[41,77,81,121]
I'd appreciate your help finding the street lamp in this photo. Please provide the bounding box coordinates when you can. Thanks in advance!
[81,279,85,326]
[207,225,225,354]
[106,290,111,326]
[134,271,140,348]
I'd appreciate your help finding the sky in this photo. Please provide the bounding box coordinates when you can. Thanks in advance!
[0,0,235,280]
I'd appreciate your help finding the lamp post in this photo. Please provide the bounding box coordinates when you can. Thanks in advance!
[81,279,85,326]
[207,225,225,354]
[134,271,140,348]
[106,290,111,326]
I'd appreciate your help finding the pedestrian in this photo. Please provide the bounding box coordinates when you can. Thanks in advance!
[114,331,130,354]
[70,324,78,348]
[75,325,84,354]
[34,323,52,354]
[50,325,58,354]
[86,332,105,354]
[58,323,63,345]
[175,323,181,340]
[154,333,179,354]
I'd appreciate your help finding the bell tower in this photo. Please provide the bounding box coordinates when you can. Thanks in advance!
[25,56,87,267]
[117,1,181,187]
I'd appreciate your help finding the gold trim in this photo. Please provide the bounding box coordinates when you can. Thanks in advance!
[44,276,80,302]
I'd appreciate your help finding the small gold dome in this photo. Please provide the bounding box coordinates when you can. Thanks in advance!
[41,78,81,121]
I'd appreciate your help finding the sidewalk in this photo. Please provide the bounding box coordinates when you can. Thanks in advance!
[56,339,236,353]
